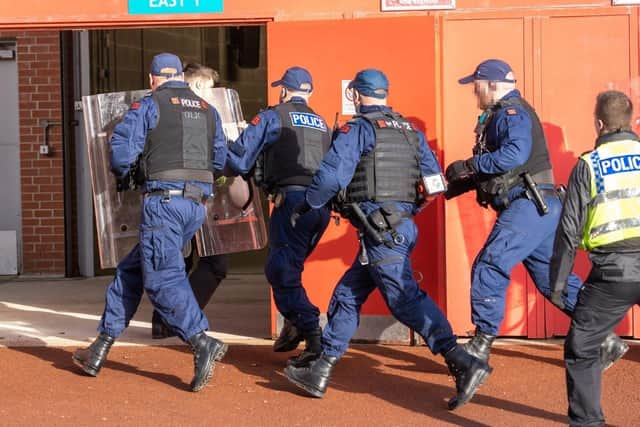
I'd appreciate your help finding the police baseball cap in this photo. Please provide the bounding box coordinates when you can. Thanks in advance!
[150,53,183,77]
[348,69,389,99]
[271,66,313,92]
[458,59,516,84]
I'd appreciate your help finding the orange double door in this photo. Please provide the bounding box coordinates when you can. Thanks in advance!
[268,6,640,340]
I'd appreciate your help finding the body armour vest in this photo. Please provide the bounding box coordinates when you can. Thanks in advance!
[476,96,553,203]
[580,138,640,250]
[142,86,215,184]
[262,102,331,190]
[345,111,421,204]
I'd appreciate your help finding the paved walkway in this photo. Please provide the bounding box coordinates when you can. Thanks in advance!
[1,275,639,426]
[0,274,272,347]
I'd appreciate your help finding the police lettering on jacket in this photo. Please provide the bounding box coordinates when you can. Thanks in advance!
[598,155,640,175]
[143,86,215,183]
[262,102,331,190]
[289,112,327,131]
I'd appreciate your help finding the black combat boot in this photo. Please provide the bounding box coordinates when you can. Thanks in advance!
[72,332,115,377]
[286,327,322,368]
[463,328,496,363]
[187,332,228,392]
[445,344,493,410]
[284,352,338,398]
[273,319,303,352]
[151,310,176,339]
[600,332,629,371]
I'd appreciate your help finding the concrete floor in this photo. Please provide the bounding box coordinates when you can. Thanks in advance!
[0,274,272,348]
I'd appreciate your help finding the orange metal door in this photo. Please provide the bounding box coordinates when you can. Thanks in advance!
[442,17,532,337]
[267,16,442,343]
[537,12,639,338]
[442,8,639,338]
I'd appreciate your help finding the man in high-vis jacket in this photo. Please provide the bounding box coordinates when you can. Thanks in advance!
[550,90,638,426]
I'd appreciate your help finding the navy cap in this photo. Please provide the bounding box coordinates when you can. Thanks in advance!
[458,59,516,84]
[348,69,389,99]
[150,53,183,77]
[271,66,313,92]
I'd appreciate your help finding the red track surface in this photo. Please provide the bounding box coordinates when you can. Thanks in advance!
[1,343,639,426]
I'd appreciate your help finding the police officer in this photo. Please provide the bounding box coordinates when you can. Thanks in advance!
[550,90,638,426]
[150,62,229,339]
[283,68,491,410]
[225,66,332,363]
[72,53,229,392]
[445,59,627,369]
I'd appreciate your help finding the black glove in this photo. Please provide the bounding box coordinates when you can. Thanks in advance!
[550,290,565,310]
[290,201,312,228]
[444,177,475,200]
[445,158,476,182]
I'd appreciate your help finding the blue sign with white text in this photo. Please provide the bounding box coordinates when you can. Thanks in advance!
[598,154,640,176]
[289,112,327,132]
[128,0,223,15]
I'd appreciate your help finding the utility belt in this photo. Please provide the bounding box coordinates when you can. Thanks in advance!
[269,185,308,208]
[145,183,209,204]
[344,202,413,265]
[503,186,560,212]
[485,170,557,216]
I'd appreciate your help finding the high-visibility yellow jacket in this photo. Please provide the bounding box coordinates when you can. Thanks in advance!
[581,139,640,250]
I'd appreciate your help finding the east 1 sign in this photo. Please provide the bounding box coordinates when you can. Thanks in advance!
[128,0,223,14]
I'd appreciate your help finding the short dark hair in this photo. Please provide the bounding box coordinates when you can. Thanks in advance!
[183,62,219,84]
[595,90,633,132]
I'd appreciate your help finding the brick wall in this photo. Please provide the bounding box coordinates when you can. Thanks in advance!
[2,31,65,274]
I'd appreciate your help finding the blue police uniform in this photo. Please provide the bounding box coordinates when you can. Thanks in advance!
[305,104,457,358]
[100,80,228,342]
[226,97,331,334]
[284,69,491,408]
[465,89,582,336]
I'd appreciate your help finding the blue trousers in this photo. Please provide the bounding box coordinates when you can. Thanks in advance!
[99,195,209,341]
[471,195,582,335]
[322,216,457,359]
[264,190,330,333]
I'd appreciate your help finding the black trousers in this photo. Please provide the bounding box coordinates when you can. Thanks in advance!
[564,276,640,426]
[184,253,229,309]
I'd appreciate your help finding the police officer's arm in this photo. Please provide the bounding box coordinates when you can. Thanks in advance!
[471,108,532,174]
[211,108,228,172]
[109,97,155,178]
[225,109,281,175]
[305,121,369,209]
[549,159,591,293]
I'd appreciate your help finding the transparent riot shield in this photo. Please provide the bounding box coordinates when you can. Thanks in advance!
[194,88,268,256]
[83,88,268,269]
[83,90,148,269]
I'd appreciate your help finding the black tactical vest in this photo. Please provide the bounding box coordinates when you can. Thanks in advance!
[142,86,215,184]
[345,111,421,203]
[262,102,331,190]
[475,96,553,204]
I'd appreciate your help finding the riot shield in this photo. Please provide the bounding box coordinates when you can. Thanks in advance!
[194,88,268,256]
[83,90,148,269]
[83,88,268,269]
